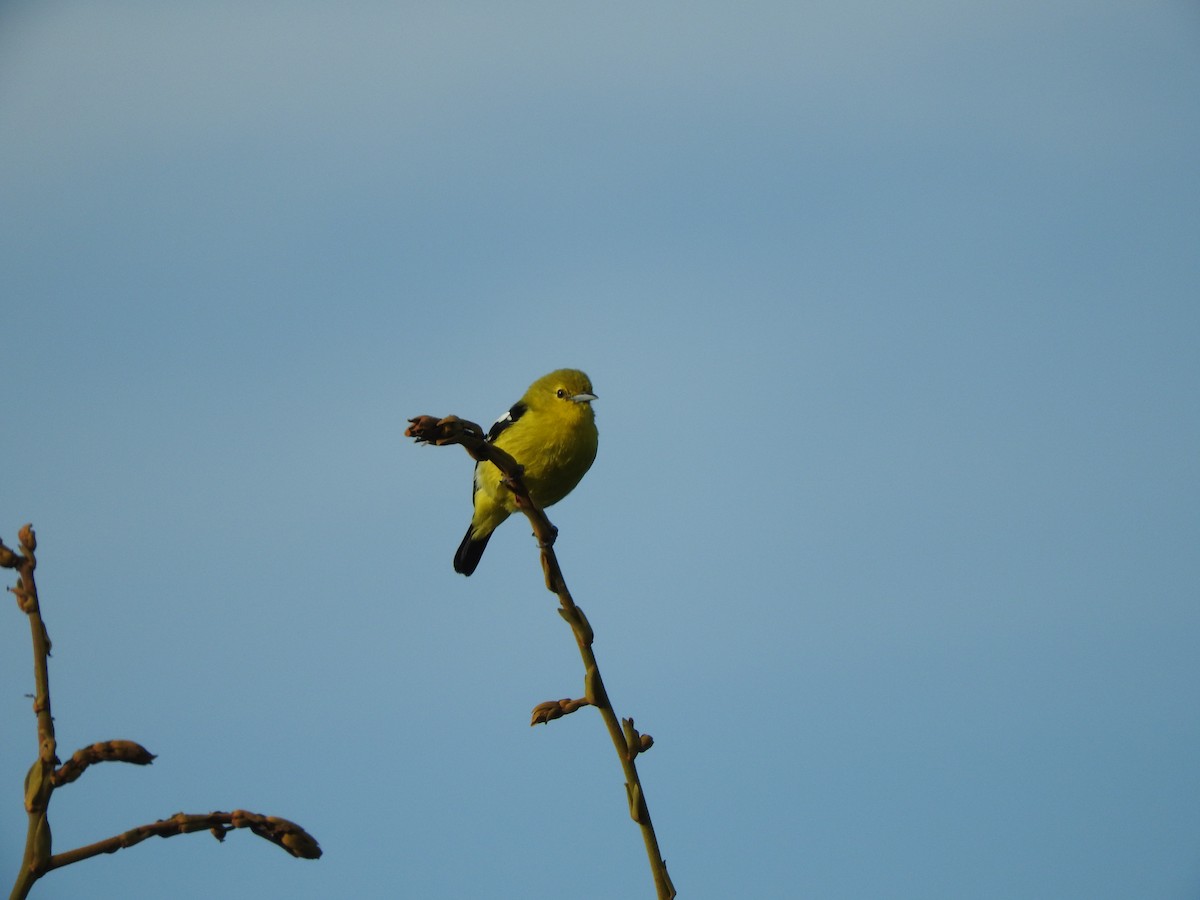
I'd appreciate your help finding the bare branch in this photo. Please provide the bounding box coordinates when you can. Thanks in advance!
[406,416,675,898]
[46,810,322,870]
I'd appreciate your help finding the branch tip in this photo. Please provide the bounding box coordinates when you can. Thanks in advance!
[404,415,485,449]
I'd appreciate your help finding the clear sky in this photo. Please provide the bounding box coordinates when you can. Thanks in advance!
[2,3,1198,898]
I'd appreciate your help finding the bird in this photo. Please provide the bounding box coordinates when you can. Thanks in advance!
[453,369,599,576]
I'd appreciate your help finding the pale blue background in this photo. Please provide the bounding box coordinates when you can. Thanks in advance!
[2,3,1199,898]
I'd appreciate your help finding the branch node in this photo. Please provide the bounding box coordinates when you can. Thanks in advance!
[621,717,655,760]
[556,605,594,646]
[583,665,608,708]
[625,781,649,825]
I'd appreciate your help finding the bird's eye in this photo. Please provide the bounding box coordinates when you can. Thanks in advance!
[556,388,566,398]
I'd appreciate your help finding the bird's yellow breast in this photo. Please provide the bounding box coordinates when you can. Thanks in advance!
[470,401,597,536]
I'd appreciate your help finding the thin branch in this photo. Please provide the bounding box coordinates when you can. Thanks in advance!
[4,525,57,899]
[406,415,676,899]
[46,810,322,870]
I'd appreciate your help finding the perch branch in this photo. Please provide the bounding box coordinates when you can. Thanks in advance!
[406,415,675,899]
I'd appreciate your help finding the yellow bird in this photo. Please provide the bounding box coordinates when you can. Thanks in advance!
[454,369,599,576]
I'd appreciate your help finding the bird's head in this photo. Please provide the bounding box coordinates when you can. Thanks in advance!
[527,369,597,416]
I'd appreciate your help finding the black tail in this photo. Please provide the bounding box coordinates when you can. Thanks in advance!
[453,527,491,576]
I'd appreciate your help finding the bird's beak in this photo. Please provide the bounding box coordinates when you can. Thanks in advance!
[571,392,597,404]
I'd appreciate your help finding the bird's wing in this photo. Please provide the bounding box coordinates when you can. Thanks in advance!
[486,401,527,443]
[470,400,528,499]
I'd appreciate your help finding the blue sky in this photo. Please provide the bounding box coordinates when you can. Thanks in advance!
[2,3,1198,897]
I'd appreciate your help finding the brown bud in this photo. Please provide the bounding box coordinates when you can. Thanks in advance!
[404,415,441,441]
[621,717,656,759]
[281,827,323,859]
[530,697,591,726]
[530,699,567,726]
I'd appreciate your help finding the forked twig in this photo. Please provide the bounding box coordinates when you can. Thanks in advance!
[3,526,320,900]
